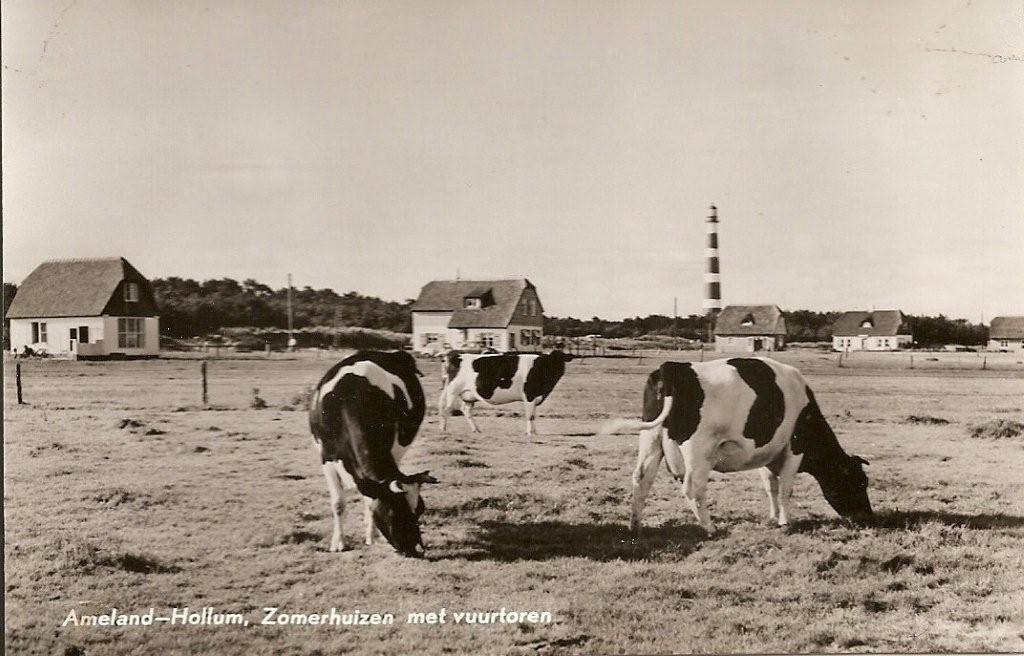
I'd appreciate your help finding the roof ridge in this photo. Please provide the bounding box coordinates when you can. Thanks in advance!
[40,256,125,264]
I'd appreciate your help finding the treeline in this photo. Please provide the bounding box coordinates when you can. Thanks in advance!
[545,310,990,346]
[150,278,412,338]
[544,314,711,340]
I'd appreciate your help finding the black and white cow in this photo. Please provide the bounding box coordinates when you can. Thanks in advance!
[439,350,574,435]
[602,357,872,535]
[309,350,437,557]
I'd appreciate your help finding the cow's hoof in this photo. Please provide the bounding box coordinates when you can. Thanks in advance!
[329,543,351,553]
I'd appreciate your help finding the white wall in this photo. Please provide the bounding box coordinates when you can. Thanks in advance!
[988,338,1024,352]
[9,317,105,355]
[100,316,160,356]
[508,324,543,351]
[412,312,542,352]
[833,335,912,351]
[714,335,781,353]
[412,312,452,352]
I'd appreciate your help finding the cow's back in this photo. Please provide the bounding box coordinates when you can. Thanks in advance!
[655,358,810,447]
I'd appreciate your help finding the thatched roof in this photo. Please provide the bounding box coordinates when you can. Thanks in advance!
[832,310,909,337]
[713,305,787,336]
[5,257,157,319]
[411,278,538,329]
[990,316,1024,340]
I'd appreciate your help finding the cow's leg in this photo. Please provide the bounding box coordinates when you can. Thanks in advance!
[362,495,383,545]
[630,427,664,537]
[461,400,481,433]
[676,438,716,535]
[773,449,803,527]
[684,465,715,534]
[759,468,781,523]
[438,387,451,433]
[322,462,349,552]
[524,400,538,436]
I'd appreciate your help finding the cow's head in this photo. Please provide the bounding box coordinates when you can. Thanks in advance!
[387,350,424,378]
[818,454,873,521]
[372,471,438,557]
[549,349,574,363]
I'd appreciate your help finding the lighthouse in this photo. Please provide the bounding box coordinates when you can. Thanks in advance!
[703,204,722,327]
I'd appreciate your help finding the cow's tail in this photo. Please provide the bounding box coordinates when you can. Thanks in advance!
[598,396,674,436]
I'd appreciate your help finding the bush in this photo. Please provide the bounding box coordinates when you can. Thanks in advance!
[218,326,409,351]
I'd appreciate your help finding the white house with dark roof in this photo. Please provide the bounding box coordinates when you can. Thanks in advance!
[988,316,1024,352]
[410,278,544,353]
[832,310,912,351]
[5,257,160,358]
[713,304,787,352]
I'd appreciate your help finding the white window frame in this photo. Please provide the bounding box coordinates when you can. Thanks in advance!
[32,321,48,344]
[464,298,481,309]
[118,318,145,348]
[479,333,496,348]
[124,282,140,302]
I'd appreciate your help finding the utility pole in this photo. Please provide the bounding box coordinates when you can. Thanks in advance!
[287,273,295,352]
[673,296,678,350]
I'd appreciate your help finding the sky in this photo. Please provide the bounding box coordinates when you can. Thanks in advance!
[3,0,1022,321]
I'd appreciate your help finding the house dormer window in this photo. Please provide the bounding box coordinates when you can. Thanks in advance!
[124,281,139,302]
[464,297,481,309]
[740,314,755,327]
[860,319,873,328]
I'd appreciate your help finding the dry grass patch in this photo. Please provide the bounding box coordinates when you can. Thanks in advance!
[969,418,1024,440]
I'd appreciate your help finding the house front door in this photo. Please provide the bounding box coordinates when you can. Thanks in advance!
[752,338,763,352]
[69,328,78,351]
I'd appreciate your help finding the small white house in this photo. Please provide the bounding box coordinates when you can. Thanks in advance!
[6,257,160,359]
[832,310,912,351]
[988,316,1024,352]
[410,278,544,353]
[713,305,787,352]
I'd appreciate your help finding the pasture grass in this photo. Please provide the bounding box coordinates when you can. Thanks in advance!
[4,352,1024,654]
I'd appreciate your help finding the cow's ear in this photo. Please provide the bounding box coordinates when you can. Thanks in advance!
[408,470,439,484]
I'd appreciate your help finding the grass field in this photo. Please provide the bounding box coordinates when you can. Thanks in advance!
[4,350,1024,655]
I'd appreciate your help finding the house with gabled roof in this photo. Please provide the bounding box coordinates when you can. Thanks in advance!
[988,316,1024,352]
[713,304,787,352]
[410,278,544,353]
[5,257,160,358]
[832,310,912,351]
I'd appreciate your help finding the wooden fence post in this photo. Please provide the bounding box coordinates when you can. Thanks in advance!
[16,362,24,404]
[201,361,208,406]
[909,354,914,370]
[982,356,987,370]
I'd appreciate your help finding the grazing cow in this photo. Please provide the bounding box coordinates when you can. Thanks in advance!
[309,350,437,557]
[439,350,574,435]
[602,357,872,535]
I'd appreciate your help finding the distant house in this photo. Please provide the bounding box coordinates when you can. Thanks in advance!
[5,257,160,359]
[713,305,787,352]
[988,316,1024,352]
[832,310,912,351]
[410,279,543,353]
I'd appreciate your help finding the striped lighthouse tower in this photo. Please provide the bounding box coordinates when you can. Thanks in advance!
[703,204,722,329]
